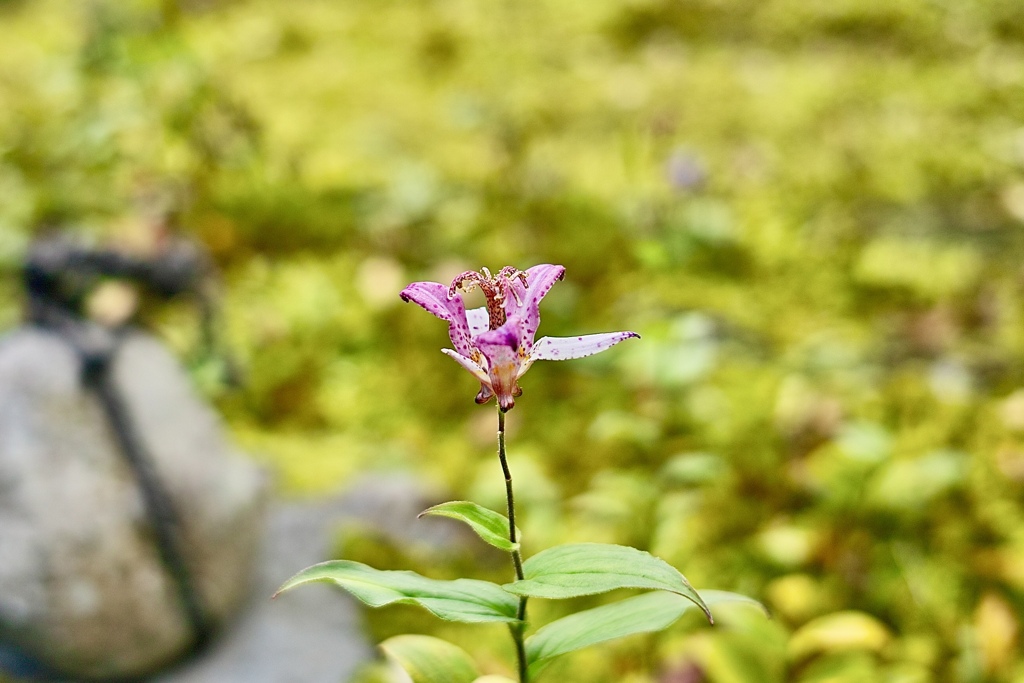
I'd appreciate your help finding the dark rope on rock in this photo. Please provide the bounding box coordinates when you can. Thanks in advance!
[84,343,213,651]
[22,238,222,655]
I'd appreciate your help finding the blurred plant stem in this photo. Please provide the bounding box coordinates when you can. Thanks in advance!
[498,407,529,682]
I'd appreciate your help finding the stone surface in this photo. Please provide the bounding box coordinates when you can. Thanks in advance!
[0,325,463,682]
[152,475,463,683]
[0,328,267,680]
[153,495,373,683]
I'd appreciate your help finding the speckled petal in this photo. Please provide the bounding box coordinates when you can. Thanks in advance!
[400,281,474,357]
[466,306,490,337]
[441,348,491,386]
[506,264,566,356]
[531,331,640,362]
[475,321,522,412]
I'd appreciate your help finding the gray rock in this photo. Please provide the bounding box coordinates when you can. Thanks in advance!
[0,324,463,682]
[0,328,267,680]
[153,474,463,683]
[155,495,374,683]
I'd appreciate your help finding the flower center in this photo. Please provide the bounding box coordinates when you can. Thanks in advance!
[448,266,529,329]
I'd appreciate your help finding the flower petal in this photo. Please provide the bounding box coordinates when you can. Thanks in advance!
[475,383,494,405]
[506,264,566,356]
[475,321,522,412]
[530,331,640,362]
[400,281,474,357]
[441,348,491,386]
[466,306,490,337]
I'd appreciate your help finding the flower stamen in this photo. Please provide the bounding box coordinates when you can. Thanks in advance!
[449,266,529,330]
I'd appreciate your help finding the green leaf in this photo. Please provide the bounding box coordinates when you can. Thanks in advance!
[379,635,480,683]
[525,592,688,676]
[525,590,767,677]
[275,560,520,623]
[503,543,711,621]
[419,500,520,553]
[699,590,770,618]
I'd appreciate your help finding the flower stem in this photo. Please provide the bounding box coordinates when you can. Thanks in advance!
[498,407,529,683]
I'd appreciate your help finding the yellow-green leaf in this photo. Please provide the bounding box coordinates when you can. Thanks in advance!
[789,611,891,660]
[380,635,480,683]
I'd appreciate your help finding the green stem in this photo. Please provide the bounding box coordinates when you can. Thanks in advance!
[498,407,529,683]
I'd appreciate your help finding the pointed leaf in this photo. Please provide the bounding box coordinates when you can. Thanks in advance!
[380,635,480,683]
[275,560,519,623]
[525,590,766,677]
[419,501,520,553]
[699,590,770,617]
[503,543,711,621]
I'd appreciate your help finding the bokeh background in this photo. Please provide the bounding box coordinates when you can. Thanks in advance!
[3,0,1024,681]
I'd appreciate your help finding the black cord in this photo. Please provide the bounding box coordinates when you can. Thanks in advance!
[21,238,221,653]
[83,344,212,651]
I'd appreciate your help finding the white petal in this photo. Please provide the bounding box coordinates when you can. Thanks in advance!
[441,349,491,385]
[531,332,640,361]
[466,306,489,338]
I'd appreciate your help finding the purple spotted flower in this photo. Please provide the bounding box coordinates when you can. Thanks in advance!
[400,264,639,411]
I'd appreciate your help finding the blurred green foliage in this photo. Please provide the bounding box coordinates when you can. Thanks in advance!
[3,0,1024,681]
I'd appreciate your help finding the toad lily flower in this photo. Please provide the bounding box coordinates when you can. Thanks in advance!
[400,264,639,411]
